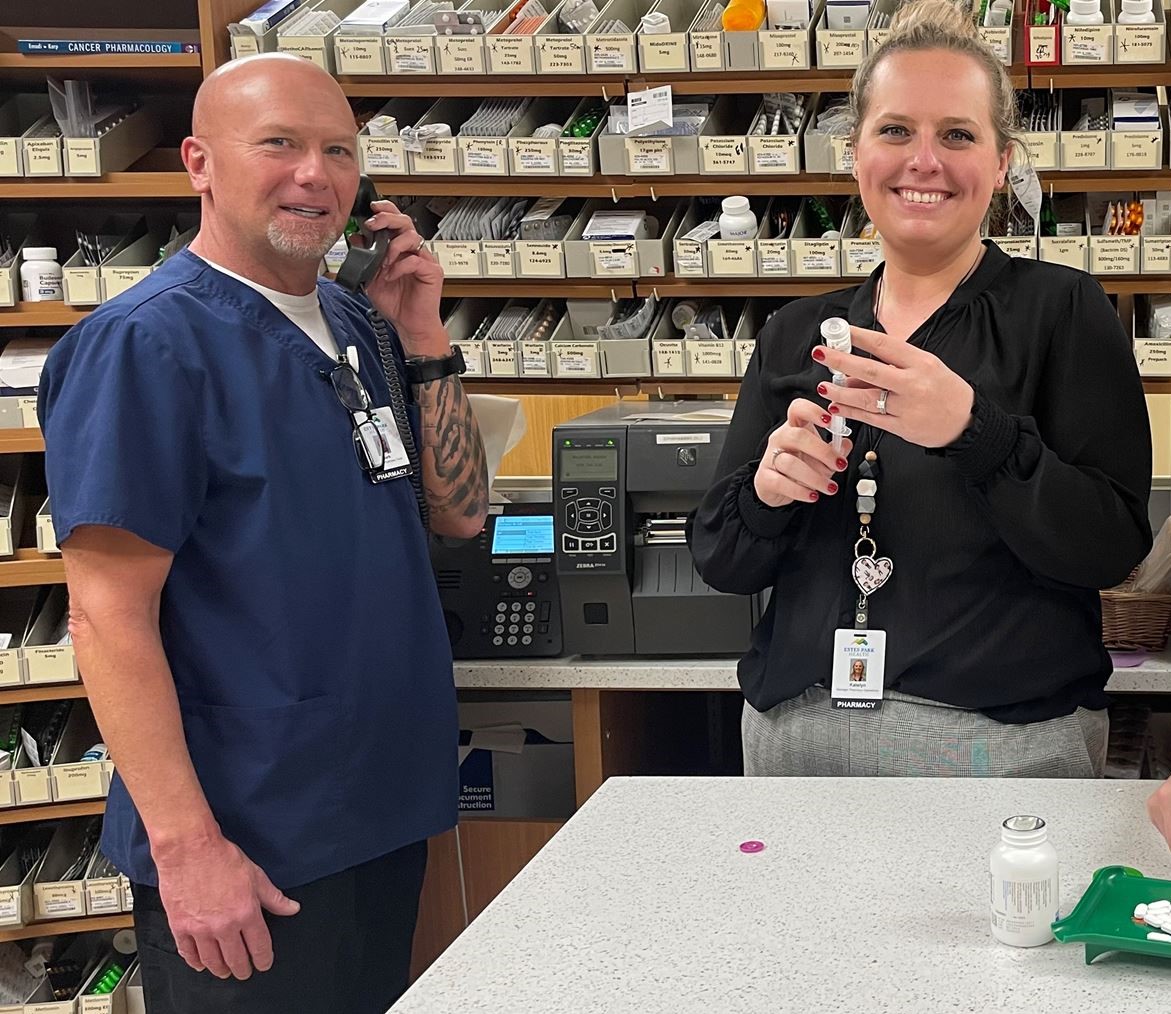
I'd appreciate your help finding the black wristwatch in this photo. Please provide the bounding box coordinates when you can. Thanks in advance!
[404,346,466,385]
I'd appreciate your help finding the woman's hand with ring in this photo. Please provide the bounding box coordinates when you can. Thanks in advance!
[811,325,975,449]
[754,398,852,507]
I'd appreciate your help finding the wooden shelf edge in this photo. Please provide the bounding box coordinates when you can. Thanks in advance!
[0,799,105,827]
[0,304,88,327]
[0,912,131,943]
[340,75,624,97]
[0,553,66,588]
[0,172,193,199]
[0,684,86,704]
[0,53,200,70]
[0,430,45,454]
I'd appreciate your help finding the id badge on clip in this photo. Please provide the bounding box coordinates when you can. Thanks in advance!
[830,628,887,711]
[367,406,413,484]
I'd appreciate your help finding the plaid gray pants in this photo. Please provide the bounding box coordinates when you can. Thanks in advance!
[742,686,1109,778]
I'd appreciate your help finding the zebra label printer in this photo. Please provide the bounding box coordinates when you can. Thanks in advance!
[553,402,764,656]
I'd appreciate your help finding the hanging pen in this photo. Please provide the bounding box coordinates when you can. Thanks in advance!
[819,317,852,455]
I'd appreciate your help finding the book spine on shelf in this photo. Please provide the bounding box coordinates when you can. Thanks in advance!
[17,40,201,55]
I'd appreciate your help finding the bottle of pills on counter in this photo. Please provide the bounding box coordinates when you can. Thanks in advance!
[1065,0,1104,23]
[1117,0,1155,22]
[19,248,63,302]
[989,815,1060,947]
[719,197,758,241]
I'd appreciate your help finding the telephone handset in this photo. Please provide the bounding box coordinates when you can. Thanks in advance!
[333,175,429,529]
[336,175,392,293]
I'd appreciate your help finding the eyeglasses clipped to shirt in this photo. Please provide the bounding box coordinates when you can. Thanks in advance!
[326,361,396,475]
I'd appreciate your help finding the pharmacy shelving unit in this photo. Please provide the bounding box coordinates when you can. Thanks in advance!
[2,0,1170,985]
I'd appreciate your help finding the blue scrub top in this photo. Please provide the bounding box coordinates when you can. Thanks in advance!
[37,251,458,889]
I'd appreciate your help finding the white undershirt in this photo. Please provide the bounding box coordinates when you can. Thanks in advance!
[198,256,339,362]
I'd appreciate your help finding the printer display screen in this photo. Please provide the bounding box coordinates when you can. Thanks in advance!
[491,515,555,555]
[560,448,617,481]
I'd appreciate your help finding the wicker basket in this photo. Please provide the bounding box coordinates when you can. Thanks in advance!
[1101,570,1171,651]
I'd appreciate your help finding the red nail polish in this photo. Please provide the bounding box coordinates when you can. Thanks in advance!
[828,405,840,415]
[811,347,827,362]
[827,481,838,494]
[821,414,832,425]
[836,458,848,470]
[809,491,819,501]
[817,384,828,397]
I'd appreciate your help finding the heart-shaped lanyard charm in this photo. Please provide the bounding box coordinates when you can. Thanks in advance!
[852,555,894,597]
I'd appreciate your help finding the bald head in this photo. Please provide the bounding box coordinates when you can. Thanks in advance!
[192,53,351,137]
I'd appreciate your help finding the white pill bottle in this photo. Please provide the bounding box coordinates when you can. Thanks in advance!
[19,247,63,302]
[989,815,1060,947]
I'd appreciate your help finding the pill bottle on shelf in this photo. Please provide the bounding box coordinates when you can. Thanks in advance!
[19,247,63,302]
[989,815,1060,947]
[722,0,766,31]
[1117,0,1155,22]
[719,197,758,240]
[1064,0,1103,23]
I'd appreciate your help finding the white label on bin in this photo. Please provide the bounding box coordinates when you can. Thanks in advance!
[24,139,61,175]
[412,141,457,174]
[387,37,434,73]
[512,140,556,174]
[438,36,484,74]
[560,139,592,174]
[845,240,882,275]
[1136,341,1171,373]
[86,881,122,914]
[797,241,838,275]
[1116,26,1162,63]
[57,762,105,799]
[700,135,747,174]
[688,340,735,375]
[1028,26,1057,63]
[482,242,516,277]
[1143,236,1171,272]
[992,237,1036,259]
[363,138,404,174]
[1042,236,1088,268]
[590,37,633,70]
[486,342,519,375]
[831,135,855,172]
[710,240,755,275]
[488,35,535,73]
[462,140,506,174]
[537,35,585,73]
[19,397,38,428]
[1066,35,1107,62]
[436,242,481,276]
[232,34,260,57]
[1022,133,1059,169]
[674,242,706,275]
[336,37,384,74]
[751,135,797,173]
[517,242,563,276]
[520,342,550,375]
[1063,131,1107,169]
[1091,236,1138,273]
[0,654,18,686]
[625,137,672,174]
[65,140,98,175]
[459,344,485,376]
[653,339,686,376]
[981,26,1011,64]
[760,31,807,68]
[1112,131,1161,168]
[591,242,636,276]
[691,32,723,70]
[553,345,598,375]
[0,893,17,923]
[758,240,790,275]
[278,41,328,69]
[735,339,756,375]
[38,887,83,916]
[640,34,687,70]
[0,139,19,176]
[818,31,865,66]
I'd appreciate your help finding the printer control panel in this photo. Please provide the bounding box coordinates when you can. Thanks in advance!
[554,431,624,573]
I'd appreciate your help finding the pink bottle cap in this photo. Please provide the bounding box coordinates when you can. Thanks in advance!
[739,840,765,854]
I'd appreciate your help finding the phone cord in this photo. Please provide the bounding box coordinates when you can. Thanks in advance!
[367,308,430,531]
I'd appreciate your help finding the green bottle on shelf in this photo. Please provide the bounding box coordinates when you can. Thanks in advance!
[1039,195,1058,237]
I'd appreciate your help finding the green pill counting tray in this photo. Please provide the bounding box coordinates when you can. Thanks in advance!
[1053,866,1171,964]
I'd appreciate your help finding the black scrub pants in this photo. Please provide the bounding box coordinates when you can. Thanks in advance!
[132,840,427,1014]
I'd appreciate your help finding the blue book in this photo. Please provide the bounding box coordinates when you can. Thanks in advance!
[17,39,201,55]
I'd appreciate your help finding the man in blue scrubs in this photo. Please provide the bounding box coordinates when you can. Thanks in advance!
[38,54,487,1013]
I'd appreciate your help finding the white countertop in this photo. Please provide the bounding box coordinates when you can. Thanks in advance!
[454,650,1171,694]
[391,776,1171,1013]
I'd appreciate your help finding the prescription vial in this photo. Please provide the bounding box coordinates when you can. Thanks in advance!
[719,197,758,240]
[19,247,63,302]
[1065,0,1104,22]
[989,815,1059,947]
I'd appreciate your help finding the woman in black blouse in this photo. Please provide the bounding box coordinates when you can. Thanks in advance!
[690,0,1152,778]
